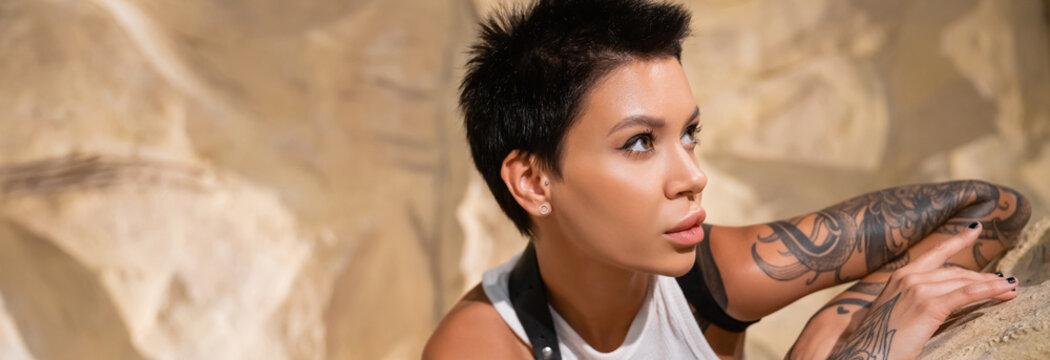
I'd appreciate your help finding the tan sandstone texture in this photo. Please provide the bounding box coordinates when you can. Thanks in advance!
[0,0,1048,359]
[919,218,1050,359]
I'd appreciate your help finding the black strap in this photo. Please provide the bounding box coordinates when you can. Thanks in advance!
[508,239,756,360]
[675,237,759,332]
[508,243,561,360]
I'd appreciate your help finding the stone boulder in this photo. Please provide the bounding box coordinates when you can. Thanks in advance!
[919,217,1050,359]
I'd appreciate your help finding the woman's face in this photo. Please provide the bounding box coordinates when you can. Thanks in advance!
[548,56,707,276]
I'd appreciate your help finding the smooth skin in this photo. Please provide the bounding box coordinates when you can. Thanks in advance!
[423,57,1025,359]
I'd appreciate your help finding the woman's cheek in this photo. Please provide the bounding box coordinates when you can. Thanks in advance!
[563,153,661,237]
[598,165,662,232]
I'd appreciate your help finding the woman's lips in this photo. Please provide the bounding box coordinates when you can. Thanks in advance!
[663,208,706,248]
[663,224,705,248]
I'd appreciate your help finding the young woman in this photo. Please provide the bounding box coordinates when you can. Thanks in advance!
[424,0,1032,358]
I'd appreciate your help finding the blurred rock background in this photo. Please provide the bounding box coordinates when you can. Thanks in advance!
[0,0,1047,359]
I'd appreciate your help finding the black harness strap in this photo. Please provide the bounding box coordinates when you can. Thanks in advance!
[675,237,759,332]
[508,243,562,360]
[508,239,757,360]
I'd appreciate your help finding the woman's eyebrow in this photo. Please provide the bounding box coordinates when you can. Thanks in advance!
[607,106,700,135]
[607,115,665,136]
[682,107,701,128]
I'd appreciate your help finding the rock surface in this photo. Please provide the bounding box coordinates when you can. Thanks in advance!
[919,218,1050,359]
[0,0,1047,359]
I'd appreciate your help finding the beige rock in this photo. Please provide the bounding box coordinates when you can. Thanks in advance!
[684,0,891,171]
[0,295,33,360]
[1021,144,1050,214]
[693,161,777,226]
[920,217,1050,359]
[0,0,1047,359]
[997,217,1050,286]
[4,0,474,358]
[698,55,890,171]
[919,280,1050,359]
[0,155,313,359]
[456,173,527,293]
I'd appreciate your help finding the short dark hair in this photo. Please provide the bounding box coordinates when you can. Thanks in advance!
[460,0,692,236]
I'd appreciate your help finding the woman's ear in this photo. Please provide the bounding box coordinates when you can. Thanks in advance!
[500,150,551,216]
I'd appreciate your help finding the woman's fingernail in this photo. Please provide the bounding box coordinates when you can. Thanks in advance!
[1007,277,1017,284]
[995,272,1004,277]
[968,222,979,229]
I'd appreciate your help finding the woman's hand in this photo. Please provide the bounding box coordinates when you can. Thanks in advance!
[826,222,1018,359]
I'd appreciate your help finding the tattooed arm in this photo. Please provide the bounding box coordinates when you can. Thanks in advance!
[786,219,1017,359]
[790,180,1030,358]
[820,223,1018,359]
[705,180,1029,323]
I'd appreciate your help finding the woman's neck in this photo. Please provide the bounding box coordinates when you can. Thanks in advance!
[533,232,651,352]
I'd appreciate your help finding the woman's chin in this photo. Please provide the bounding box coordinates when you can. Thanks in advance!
[640,250,696,277]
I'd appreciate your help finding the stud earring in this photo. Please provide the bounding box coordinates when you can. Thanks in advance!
[544,179,549,186]
[538,203,551,215]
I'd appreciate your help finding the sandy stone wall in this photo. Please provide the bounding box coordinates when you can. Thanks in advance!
[0,0,1047,359]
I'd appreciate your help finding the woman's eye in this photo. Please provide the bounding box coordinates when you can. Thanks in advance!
[622,134,654,153]
[681,131,695,145]
[682,125,701,146]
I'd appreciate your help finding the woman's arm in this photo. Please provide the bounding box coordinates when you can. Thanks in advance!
[706,180,1030,322]
[820,223,1018,359]
[786,218,1021,359]
[423,285,533,360]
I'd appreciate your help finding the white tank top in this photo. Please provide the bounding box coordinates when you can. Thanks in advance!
[482,253,720,360]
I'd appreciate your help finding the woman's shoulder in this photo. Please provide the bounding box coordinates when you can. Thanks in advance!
[423,283,533,360]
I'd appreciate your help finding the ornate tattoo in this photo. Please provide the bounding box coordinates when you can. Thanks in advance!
[828,293,901,360]
[821,298,873,316]
[845,281,885,297]
[819,281,886,316]
[751,181,1026,284]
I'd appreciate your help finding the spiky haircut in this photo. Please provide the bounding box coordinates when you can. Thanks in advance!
[460,0,692,236]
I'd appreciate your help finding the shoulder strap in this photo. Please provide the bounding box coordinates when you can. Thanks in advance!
[675,232,759,333]
[508,243,561,360]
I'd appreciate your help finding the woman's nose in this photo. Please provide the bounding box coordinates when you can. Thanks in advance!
[665,146,707,200]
